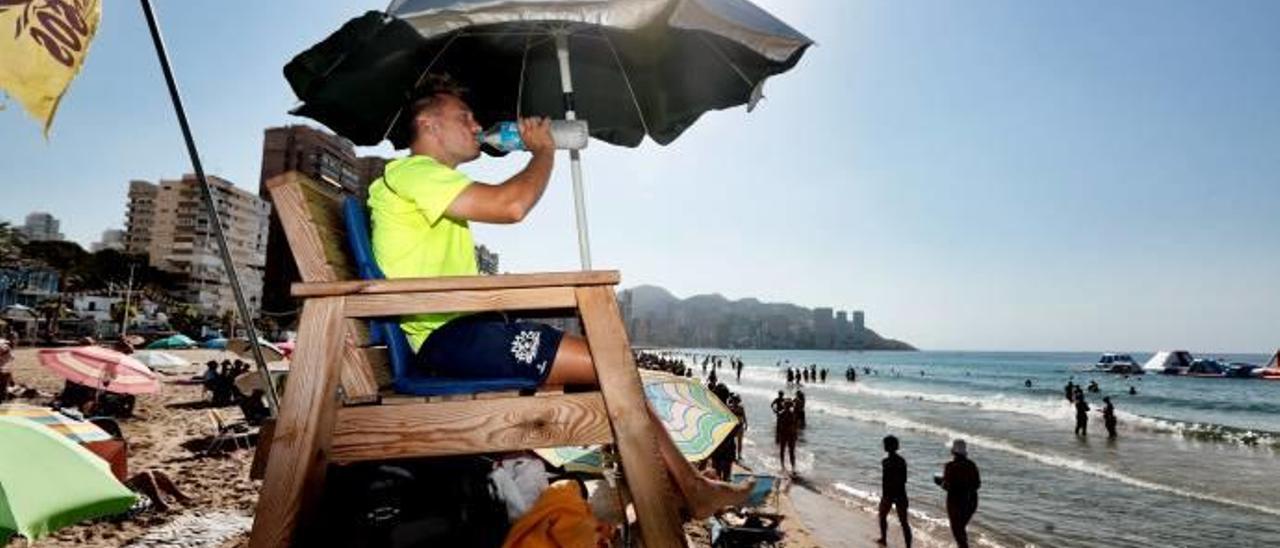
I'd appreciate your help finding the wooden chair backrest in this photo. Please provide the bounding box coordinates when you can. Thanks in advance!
[264,172,384,401]
[264,172,357,284]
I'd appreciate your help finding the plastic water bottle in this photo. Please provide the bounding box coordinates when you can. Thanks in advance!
[477,120,589,152]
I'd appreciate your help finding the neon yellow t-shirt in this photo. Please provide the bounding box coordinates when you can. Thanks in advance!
[368,155,476,351]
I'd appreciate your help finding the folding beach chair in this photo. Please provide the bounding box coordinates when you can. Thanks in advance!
[205,409,252,455]
[708,473,784,548]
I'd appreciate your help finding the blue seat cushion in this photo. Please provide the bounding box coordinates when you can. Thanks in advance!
[340,196,538,396]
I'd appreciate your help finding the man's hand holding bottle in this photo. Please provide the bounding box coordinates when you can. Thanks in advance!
[518,116,554,157]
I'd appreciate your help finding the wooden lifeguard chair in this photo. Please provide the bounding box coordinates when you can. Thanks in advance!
[247,172,686,547]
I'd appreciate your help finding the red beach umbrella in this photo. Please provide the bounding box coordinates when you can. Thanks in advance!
[37,347,160,395]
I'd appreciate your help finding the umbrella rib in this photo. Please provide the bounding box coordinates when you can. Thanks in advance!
[381,31,463,143]
[516,32,531,119]
[697,32,757,92]
[597,28,652,139]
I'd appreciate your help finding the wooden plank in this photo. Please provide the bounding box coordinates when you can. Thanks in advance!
[266,177,341,284]
[339,319,381,402]
[577,286,686,548]
[248,418,275,480]
[330,393,613,463]
[348,319,373,346]
[248,297,347,548]
[379,387,561,405]
[357,346,394,389]
[343,287,578,318]
[292,270,620,298]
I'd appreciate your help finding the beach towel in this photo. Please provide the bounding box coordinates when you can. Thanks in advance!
[501,481,610,548]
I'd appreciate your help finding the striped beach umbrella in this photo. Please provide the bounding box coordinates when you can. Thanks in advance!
[0,404,113,444]
[37,346,160,395]
[641,371,738,462]
[227,337,286,362]
[534,445,607,474]
[537,371,738,470]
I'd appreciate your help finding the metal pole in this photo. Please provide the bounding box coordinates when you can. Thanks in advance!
[120,263,135,337]
[139,0,280,414]
[555,32,592,270]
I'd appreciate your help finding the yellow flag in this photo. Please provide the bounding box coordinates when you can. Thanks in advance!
[0,0,102,134]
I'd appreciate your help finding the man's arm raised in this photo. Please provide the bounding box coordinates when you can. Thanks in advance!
[446,117,555,224]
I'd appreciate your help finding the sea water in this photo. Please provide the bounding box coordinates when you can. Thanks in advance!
[684,349,1280,547]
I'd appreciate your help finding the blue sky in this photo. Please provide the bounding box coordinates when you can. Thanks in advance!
[2,1,1277,352]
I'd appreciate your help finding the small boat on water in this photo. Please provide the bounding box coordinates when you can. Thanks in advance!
[1143,350,1194,375]
[1256,350,1280,380]
[1177,358,1249,378]
[1093,353,1144,375]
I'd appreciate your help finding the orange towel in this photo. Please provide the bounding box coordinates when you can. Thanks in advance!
[502,481,612,548]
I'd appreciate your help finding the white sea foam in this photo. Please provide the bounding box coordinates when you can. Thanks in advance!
[740,369,1277,447]
[735,385,1280,519]
[830,482,954,530]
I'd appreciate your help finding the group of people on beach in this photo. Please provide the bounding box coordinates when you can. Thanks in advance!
[783,364,828,385]
[1063,379,1119,438]
[638,351,752,483]
[770,389,806,474]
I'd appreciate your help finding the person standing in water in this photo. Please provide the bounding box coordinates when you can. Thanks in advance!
[1074,393,1090,436]
[876,435,913,547]
[1102,396,1117,439]
[936,439,980,548]
[774,399,798,474]
[794,388,807,430]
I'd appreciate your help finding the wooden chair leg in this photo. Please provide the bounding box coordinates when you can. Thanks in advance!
[249,297,347,548]
[576,286,686,548]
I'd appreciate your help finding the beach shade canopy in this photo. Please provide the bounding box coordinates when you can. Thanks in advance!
[641,370,738,461]
[202,337,229,350]
[0,404,113,444]
[285,0,811,268]
[132,350,191,370]
[534,445,607,473]
[234,363,290,395]
[145,334,197,350]
[0,416,136,544]
[227,338,286,362]
[37,347,160,395]
[288,0,812,149]
[536,370,738,470]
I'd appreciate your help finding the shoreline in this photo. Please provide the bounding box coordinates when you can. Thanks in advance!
[3,347,1012,547]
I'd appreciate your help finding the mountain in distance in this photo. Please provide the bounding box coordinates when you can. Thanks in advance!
[620,285,916,351]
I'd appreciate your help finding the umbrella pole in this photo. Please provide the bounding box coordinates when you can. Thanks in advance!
[138,0,280,415]
[555,33,593,270]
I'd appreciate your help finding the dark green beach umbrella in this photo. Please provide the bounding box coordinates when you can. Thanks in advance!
[286,0,812,267]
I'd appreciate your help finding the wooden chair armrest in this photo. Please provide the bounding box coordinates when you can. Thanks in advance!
[291,270,620,298]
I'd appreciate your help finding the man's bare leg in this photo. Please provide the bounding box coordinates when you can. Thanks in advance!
[151,471,193,504]
[546,334,754,518]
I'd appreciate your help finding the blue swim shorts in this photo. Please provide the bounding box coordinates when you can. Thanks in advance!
[416,313,563,382]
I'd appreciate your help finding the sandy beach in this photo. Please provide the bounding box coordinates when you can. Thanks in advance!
[4,348,259,548]
[1,347,937,547]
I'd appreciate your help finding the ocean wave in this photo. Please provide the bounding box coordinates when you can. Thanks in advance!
[740,369,1280,449]
[734,385,1280,519]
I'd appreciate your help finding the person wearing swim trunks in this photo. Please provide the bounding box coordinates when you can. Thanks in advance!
[368,74,751,518]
